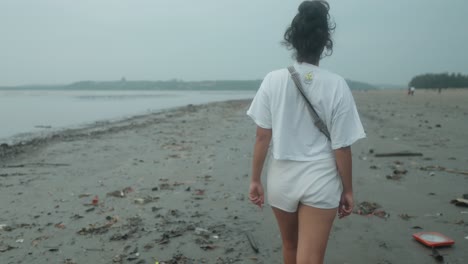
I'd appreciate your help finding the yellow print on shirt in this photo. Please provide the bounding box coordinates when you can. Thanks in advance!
[304,72,314,84]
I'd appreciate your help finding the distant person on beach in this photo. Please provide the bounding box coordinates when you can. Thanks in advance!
[247,1,366,263]
[410,86,415,96]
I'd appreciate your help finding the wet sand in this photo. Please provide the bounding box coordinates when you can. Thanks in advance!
[0,89,467,263]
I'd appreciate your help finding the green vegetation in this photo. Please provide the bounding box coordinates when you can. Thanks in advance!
[0,78,376,91]
[409,73,468,89]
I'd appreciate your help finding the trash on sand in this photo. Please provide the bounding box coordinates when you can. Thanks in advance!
[156,229,186,245]
[386,174,402,181]
[0,243,16,252]
[55,223,66,229]
[194,227,210,237]
[246,232,259,253]
[399,214,415,221]
[355,201,389,218]
[424,212,443,217]
[200,244,217,250]
[78,193,92,198]
[411,226,423,229]
[134,196,159,205]
[107,187,134,198]
[413,232,455,247]
[0,224,8,231]
[451,197,468,207]
[159,254,195,264]
[420,165,468,176]
[64,259,77,264]
[31,236,50,247]
[77,216,118,235]
[91,196,99,206]
[357,201,380,214]
[15,239,24,243]
[194,189,205,195]
[431,248,444,262]
[393,169,408,174]
[374,151,423,157]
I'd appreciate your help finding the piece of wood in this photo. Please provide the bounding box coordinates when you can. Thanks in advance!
[245,233,259,253]
[374,152,423,157]
[443,168,468,176]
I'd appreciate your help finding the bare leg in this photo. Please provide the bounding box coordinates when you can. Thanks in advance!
[272,207,299,264]
[296,204,337,264]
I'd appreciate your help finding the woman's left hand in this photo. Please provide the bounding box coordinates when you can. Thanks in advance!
[249,181,264,208]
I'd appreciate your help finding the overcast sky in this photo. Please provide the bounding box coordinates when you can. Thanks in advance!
[1,0,467,86]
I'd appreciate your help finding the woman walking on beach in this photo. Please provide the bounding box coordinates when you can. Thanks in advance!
[247,1,365,263]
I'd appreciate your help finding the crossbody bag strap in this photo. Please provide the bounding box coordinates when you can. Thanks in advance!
[287,66,331,141]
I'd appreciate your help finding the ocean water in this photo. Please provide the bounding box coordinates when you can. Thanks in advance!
[0,90,255,144]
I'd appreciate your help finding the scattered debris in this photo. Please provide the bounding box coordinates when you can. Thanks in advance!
[431,248,444,262]
[398,214,415,221]
[246,232,259,253]
[386,174,402,181]
[0,243,15,252]
[195,227,210,237]
[411,226,423,229]
[356,202,389,219]
[31,236,50,247]
[194,189,205,195]
[420,165,468,176]
[107,187,134,198]
[55,223,66,229]
[450,197,468,207]
[356,201,379,215]
[134,196,159,205]
[374,152,423,157]
[91,196,99,206]
[77,217,118,235]
[78,193,92,198]
[424,212,443,217]
[159,254,196,264]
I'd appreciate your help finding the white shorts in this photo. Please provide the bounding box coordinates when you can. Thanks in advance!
[267,157,342,212]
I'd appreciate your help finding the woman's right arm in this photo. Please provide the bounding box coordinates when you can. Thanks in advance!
[334,146,354,218]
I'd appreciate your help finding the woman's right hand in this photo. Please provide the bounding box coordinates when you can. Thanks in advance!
[249,181,264,208]
[338,191,354,219]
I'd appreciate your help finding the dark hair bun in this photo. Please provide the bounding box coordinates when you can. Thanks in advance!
[283,1,335,62]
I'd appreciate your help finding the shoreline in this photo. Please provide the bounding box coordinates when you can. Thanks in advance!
[0,100,250,160]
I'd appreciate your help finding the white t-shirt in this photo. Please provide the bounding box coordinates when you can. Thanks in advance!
[247,62,366,161]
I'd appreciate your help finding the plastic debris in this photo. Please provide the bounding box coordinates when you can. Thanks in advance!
[92,196,99,206]
[107,186,134,198]
[451,197,468,207]
[194,227,210,236]
[134,196,159,205]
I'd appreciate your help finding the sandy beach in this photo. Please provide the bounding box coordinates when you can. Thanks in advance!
[1,89,467,264]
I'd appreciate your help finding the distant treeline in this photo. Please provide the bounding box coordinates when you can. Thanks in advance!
[0,79,376,91]
[409,73,468,89]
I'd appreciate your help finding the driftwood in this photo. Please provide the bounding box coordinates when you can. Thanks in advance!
[421,165,468,176]
[245,233,259,253]
[374,152,423,157]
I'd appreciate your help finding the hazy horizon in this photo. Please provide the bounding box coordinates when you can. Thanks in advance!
[2,0,467,87]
